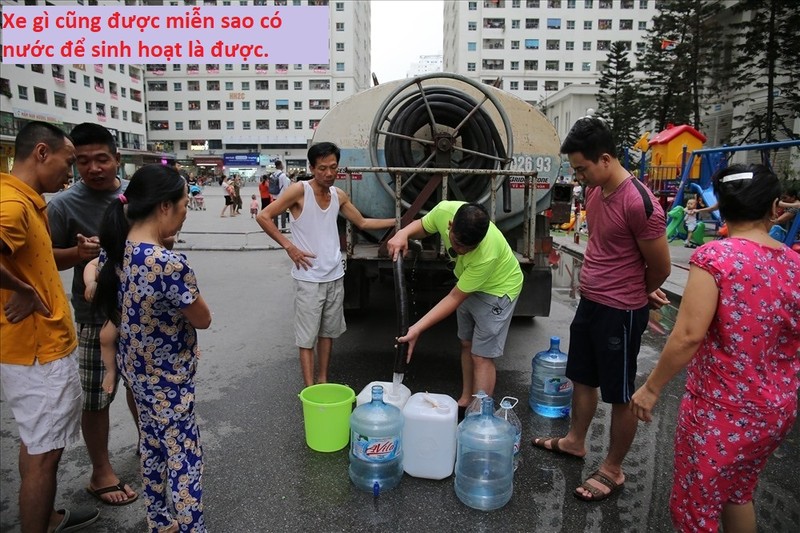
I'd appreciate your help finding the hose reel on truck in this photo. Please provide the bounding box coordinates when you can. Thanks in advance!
[312,73,572,316]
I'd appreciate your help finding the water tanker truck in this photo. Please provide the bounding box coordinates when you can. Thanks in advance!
[311,73,572,317]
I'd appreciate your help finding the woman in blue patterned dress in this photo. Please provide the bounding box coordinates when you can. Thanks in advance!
[94,164,212,533]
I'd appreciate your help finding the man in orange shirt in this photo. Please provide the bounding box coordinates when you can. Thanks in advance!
[0,121,99,532]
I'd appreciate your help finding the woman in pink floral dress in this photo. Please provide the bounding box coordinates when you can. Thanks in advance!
[630,164,800,533]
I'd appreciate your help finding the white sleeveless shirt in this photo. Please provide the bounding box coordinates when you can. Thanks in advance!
[290,181,344,282]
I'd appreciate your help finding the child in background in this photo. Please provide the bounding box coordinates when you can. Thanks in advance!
[83,257,119,395]
[683,197,699,248]
[250,194,259,218]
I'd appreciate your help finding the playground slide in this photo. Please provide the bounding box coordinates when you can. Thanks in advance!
[699,187,720,221]
[666,205,706,245]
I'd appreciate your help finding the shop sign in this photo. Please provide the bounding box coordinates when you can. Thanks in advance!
[223,153,260,166]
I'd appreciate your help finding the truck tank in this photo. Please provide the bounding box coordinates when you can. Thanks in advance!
[312,73,571,317]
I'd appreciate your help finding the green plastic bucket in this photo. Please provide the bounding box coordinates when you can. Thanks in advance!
[299,383,355,452]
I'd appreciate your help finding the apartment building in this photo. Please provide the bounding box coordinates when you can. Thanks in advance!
[0,0,371,177]
[443,0,658,139]
[141,0,371,177]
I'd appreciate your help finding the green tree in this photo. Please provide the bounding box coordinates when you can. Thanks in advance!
[597,41,643,158]
[720,0,800,142]
[636,0,721,130]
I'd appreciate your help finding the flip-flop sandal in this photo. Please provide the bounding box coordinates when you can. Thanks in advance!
[574,470,624,502]
[531,437,585,460]
[53,507,100,532]
[86,482,139,506]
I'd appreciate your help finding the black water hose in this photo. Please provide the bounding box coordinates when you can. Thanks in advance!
[383,87,507,210]
[393,255,409,373]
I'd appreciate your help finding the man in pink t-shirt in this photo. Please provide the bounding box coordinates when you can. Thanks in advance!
[532,117,671,502]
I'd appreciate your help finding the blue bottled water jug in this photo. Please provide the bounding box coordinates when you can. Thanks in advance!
[349,385,404,494]
[529,336,573,418]
[454,396,515,511]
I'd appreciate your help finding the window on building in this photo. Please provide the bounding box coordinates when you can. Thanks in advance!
[336,82,345,91]
[585,0,593,6]
[510,61,519,70]
[69,71,77,83]
[544,80,558,91]
[597,40,611,50]
[336,62,345,71]
[276,99,289,110]
[242,102,250,110]
[226,121,235,130]
[71,98,79,111]
[207,80,220,90]
[482,59,504,70]
[86,102,92,114]
[583,41,592,50]
[188,80,199,91]
[336,22,344,31]
[484,18,504,29]
[467,62,476,72]
[638,21,647,30]
[225,82,234,90]
[548,0,561,7]
[226,102,234,110]
[523,80,538,91]
[512,0,521,6]
[241,64,249,71]
[225,64,233,71]
[567,20,575,29]
[524,60,538,70]
[256,80,269,90]
[53,91,66,108]
[188,100,200,111]
[527,0,540,6]
[277,120,289,130]
[636,42,646,52]
[175,102,183,111]
[208,120,220,130]
[294,81,303,90]
[566,41,574,50]
[121,87,127,98]
[525,39,539,50]
[526,18,539,29]
[336,42,344,51]
[511,40,520,49]
[242,81,250,90]
[147,81,167,92]
[510,81,519,90]
[582,62,591,71]
[621,0,633,7]
[294,121,303,130]
[547,18,561,29]
[256,119,269,130]
[565,62,574,71]
[335,1,343,10]
[33,87,47,104]
[567,0,576,6]
[468,1,477,9]
[310,79,330,90]
[207,100,220,110]
[276,80,288,90]
[599,19,612,30]
[309,99,330,110]
[255,100,268,110]
[511,19,520,29]
[639,0,648,7]
[175,122,183,131]
[468,42,477,51]
[123,110,128,121]
[188,120,199,130]
[84,75,90,87]
[599,0,612,7]
[292,101,302,110]
[149,101,168,111]
[243,121,251,130]
[546,40,560,50]
[468,21,477,30]
[545,60,559,71]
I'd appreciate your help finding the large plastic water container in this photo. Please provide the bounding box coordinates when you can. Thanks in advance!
[494,397,522,472]
[356,381,411,410]
[402,393,457,480]
[349,385,404,494]
[529,336,573,418]
[454,396,515,511]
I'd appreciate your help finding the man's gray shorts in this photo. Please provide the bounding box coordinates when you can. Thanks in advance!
[294,278,347,349]
[457,292,518,358]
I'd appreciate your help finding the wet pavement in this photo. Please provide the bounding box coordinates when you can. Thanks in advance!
[1,185,797,532]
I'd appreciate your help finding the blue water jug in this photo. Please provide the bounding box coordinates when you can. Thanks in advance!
[454,396,515,511]
[349,385,404,494]
[529,336,573,418]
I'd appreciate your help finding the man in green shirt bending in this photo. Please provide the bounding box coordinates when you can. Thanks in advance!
[387,201,523,413]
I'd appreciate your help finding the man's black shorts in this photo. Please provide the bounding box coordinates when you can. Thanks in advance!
[565,297,649,404]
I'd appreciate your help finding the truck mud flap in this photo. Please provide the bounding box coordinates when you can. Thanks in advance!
[514,264,552,317]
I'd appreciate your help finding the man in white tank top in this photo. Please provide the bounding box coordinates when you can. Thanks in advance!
[256,142,395,387]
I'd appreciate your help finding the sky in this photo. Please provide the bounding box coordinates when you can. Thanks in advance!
[370,0,444,83]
